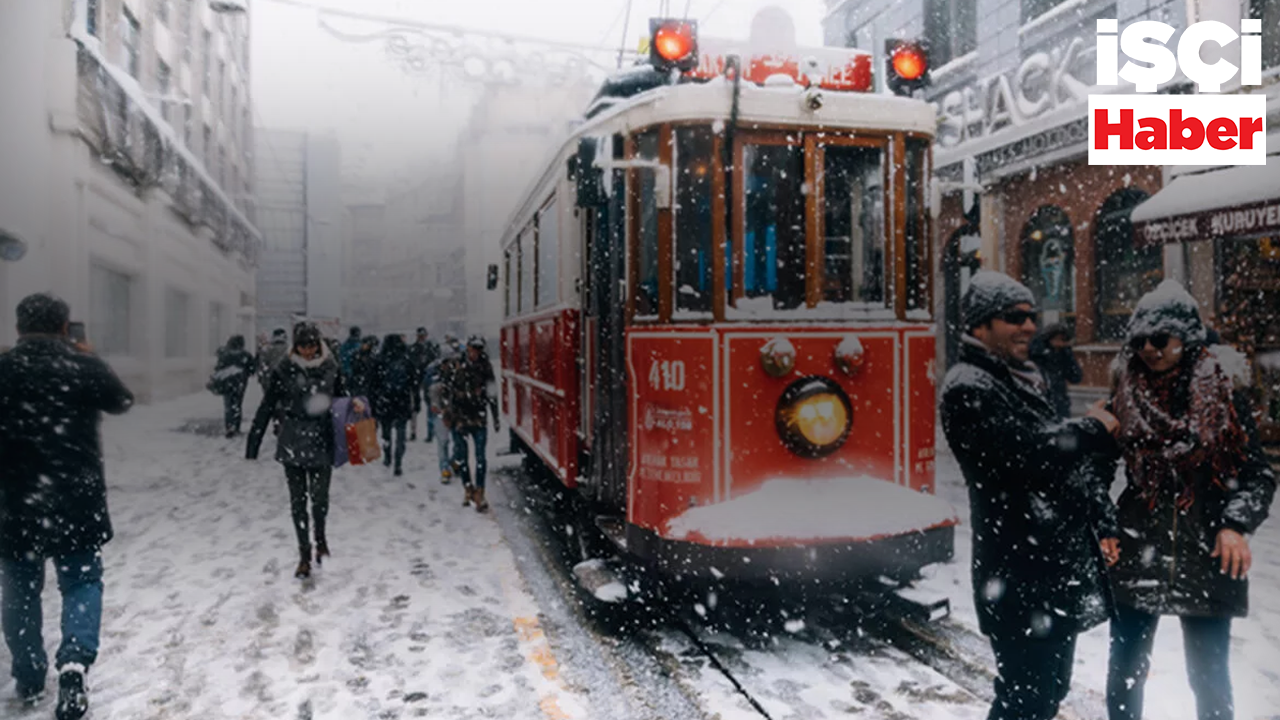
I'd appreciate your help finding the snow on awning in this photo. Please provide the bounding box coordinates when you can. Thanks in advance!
[1131,156,1280,246]
[663,475,959,547]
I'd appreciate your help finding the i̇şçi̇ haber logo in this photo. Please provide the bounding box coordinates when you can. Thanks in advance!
[1089,19,1267,166]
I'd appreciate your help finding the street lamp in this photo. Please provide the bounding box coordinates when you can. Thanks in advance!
[0,229,28,262]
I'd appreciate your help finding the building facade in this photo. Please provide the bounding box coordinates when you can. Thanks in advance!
[825,0,1280,440]
[0,0,260,402]
[253,128,344,336]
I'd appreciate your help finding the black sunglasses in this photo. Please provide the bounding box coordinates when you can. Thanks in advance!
[1129,332,1172,351]
[996,309,1038,326]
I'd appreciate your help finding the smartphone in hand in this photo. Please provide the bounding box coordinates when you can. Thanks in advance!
[68,321,87,344]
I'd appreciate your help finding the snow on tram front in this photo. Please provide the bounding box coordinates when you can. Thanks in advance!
[496,11,958,599]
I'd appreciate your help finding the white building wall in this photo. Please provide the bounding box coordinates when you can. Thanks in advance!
[0,0,258,403]
[304,134,344,320]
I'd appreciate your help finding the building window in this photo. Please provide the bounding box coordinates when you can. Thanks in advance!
[209,302,225,354]
[1021,0,1067,23]
[90,264,132,357]
[122,7,141,79]
[925,0,976,67]
[157,60,172,121]
[1020,206,1075,325]
[86,0,100,36]
[202,30,212,96]
[536,199,559,308]
[1095,188,1160,341]
[165,287,191,358]
[1251,0,1280,73]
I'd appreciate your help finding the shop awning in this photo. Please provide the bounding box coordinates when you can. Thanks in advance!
[1132,157,1280,246]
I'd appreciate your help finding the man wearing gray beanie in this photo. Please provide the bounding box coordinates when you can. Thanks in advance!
[941,271,1121,720]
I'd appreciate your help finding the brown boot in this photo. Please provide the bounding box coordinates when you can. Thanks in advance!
[315,540,330,565]
[463,484,473,507]
[295,559,312,579]
[474,487,488,512]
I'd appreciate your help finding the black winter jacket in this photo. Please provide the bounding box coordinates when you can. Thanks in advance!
[214,346,255,397]
[372,350,415,422]
[407,340,440,384]
[940,340,1117,639]
[246,344,347,468]
[0,337,134,560]
[442,355,498,431]
[1100,359,1276,618]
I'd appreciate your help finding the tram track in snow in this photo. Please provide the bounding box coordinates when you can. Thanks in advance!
[491,461,1102,720]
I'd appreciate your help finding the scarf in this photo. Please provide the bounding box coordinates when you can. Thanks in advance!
[961,333,1048,396]
[1112,346,1248,510]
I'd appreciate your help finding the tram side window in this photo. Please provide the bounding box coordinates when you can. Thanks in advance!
[822,145,885,305]
[537,199,559,308]
[503,249,513,318]
[675,127,714,315]
[742,143,806,310]
[519,227,534,314]
[634,130,660,318]
[904,138,929,314]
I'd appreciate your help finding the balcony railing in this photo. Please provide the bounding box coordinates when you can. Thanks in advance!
[72,39,260,266]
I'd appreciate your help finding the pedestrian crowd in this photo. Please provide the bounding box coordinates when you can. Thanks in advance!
[942,271,1275,720]
[0,274,1273,720]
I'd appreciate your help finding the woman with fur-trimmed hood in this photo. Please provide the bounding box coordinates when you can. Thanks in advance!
[246,323,357,580]
[1100,280,1275,720]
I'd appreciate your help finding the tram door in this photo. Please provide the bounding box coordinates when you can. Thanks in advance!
[580,167,629,514]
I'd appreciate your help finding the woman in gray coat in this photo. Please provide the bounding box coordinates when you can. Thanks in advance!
[246,323,356,579]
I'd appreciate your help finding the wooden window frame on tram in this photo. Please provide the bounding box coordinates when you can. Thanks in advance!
[622,121,934,326]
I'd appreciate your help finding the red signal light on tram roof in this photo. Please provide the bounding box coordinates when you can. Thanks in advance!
[650,19,698,72]
[885,39,930,96]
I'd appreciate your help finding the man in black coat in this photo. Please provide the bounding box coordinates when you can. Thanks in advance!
[213,334,256,437]
[406,327,440,442]
[0,293,133,718]
[940,272,1120,720]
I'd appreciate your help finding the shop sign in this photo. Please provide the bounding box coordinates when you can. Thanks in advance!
[1137,199,1280,245]
[935,37,1095,149]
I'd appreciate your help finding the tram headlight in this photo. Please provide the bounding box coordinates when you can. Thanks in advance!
[776,377,853,458]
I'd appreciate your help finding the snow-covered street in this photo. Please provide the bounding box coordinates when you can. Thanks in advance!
[4,388,1279,720]
[3,388,591,720]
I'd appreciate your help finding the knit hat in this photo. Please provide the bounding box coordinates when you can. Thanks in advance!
[962,271,1037,330]
[294,323,322,348]
[1125,279,1207,346]
[272,328,288,339]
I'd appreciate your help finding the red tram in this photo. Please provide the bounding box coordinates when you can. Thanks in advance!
[497,16,958,591]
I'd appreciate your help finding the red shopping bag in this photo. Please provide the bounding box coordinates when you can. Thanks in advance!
[346,417,381,465]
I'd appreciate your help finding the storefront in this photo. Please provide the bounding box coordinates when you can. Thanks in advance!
[1132,149,1280,445]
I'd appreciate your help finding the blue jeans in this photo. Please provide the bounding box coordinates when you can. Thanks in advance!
[452,426,488,489]
[380,418,407,469]
[434,415,453,474]
[1,551,104,688]
[1107,604,1234,720]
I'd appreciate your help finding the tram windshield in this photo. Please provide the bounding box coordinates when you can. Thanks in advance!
[643,125,930,322]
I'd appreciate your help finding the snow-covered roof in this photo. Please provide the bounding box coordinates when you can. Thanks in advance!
[1130,155,1280,225]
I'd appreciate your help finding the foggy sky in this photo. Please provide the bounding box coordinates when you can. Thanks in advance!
[250,0,826,189]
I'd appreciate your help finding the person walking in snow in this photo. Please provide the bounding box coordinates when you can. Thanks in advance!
[213,335,256,438]
[443,336,501,512]
[1029,322,1083,420]
[940,272,1120,720]
[426,335,463,484]
[0,293,134,719]
[1100,281,1275,720]
[373,334,415,476]
[406,327,440,442]
[349,336,379,401]
[338,326,362,383]
[258,328,289,387]
[246,322,356,580]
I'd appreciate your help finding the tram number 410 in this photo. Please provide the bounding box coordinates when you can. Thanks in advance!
[648,360,686,392]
